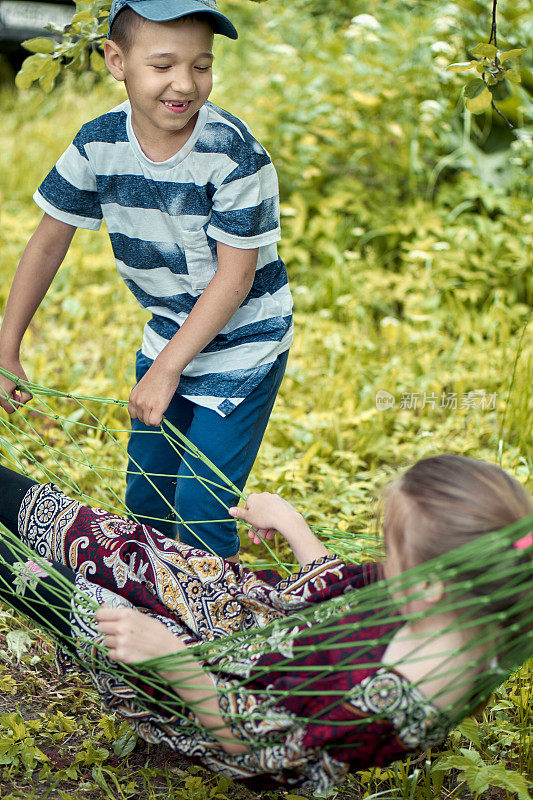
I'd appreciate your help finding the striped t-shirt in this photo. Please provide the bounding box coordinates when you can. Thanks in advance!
[34,100,293,416]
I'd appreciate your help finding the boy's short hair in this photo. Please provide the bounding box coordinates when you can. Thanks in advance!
[108,7,144,52]
[109,7,214,52]
[107,0,237,45]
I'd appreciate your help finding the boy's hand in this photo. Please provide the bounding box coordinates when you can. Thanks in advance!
[128,360,180,427]
[229,492,301,542]
[0,360,33,413]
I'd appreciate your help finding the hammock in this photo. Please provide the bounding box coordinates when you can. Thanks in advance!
[0,368,532,792]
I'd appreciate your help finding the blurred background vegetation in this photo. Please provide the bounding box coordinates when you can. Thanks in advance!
[0,0,532,797]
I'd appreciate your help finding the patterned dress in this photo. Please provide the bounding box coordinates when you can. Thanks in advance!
[18,484,451,794]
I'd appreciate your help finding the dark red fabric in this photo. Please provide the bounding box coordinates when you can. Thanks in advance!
[249,561,410,766]
[61,508,414,769]
[62,506,197,629]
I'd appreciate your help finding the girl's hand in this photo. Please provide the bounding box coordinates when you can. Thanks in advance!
[229,492,301,541]
[95,606,185,664]
[247,526,276,546]
[231,493,331,567]
[96,606,248,755]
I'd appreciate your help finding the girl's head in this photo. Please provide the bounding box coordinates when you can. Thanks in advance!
[383,455,532,574]
[382,455,533,659]
[380,455,533,715]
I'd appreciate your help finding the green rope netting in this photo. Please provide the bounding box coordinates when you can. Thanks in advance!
[0,367,532,754]
[0,368,382,570]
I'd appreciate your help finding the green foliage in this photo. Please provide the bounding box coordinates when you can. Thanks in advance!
[447,44,527,115]
[0,711,49,776]
[13,0,107,92]
[433,748,532,799]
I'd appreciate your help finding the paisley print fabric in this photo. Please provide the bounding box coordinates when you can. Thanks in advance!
[347,669,450,750]
[17,483,452,793]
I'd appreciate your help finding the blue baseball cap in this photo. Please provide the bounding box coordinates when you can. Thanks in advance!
[108,0,238,40]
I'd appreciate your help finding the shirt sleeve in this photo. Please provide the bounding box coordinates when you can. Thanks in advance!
[275,557,379,602]
[33,131,103,230]
[206,149,281,249]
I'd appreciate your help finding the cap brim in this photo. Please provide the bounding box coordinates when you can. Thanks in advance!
[126,0,238,39]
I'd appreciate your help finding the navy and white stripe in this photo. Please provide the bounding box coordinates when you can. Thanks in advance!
[34,101,292,415]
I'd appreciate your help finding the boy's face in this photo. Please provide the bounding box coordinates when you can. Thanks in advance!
[105,17,214,149]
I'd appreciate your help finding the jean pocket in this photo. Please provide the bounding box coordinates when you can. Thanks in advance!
[181,228,216,292]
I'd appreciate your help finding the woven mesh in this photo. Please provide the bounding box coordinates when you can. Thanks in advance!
[0,367,532,761]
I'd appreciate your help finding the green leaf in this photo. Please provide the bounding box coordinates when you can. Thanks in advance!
[64,765,79,779]
[5,631,31,662]
[90,49,106,72]
[112,730,137,757]
[432,754,475,771]
[6,712,27,740]
[499,48,527,62]
[80,742,109,764]
[214,776,233,793]
[464,81,492,113]
[457,718,480,747]
[465,88,492,114]
[447,61,475,73]
[67,49,89,72]
[99,717,116,741]
[505,69,522,84]
[70,9,93,24]
[15,68,38,91]
[471,43,497,58]
[22,36,55,54]
[15,53,53,89]
[464,78,486,99]
[459,747,484,766]
[39,59,61,93]
[485,766,532,800]
[466,765,490,794]
[92,765,111,792]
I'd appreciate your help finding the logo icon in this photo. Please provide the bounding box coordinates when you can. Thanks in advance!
[375,390,395,411]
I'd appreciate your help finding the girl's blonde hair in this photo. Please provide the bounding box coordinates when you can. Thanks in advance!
[383,455,532,570]
[383,455,533,645]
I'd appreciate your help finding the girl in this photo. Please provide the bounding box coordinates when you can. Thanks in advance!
[0,455,531,793]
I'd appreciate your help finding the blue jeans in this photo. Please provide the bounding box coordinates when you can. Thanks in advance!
[125,350,288,558]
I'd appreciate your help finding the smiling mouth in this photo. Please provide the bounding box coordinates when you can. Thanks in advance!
[161,100,192,114]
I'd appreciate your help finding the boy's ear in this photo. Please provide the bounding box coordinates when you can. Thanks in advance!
[104,39,126,81]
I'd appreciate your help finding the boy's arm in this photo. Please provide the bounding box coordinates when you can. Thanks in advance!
[229,493,331,567]
[0,213,76,412]
[128,241,258,426]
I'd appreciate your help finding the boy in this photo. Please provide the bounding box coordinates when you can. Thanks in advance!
[0,0,293,560]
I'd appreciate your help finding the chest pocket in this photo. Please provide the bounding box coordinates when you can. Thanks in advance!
[181,228,217,293]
